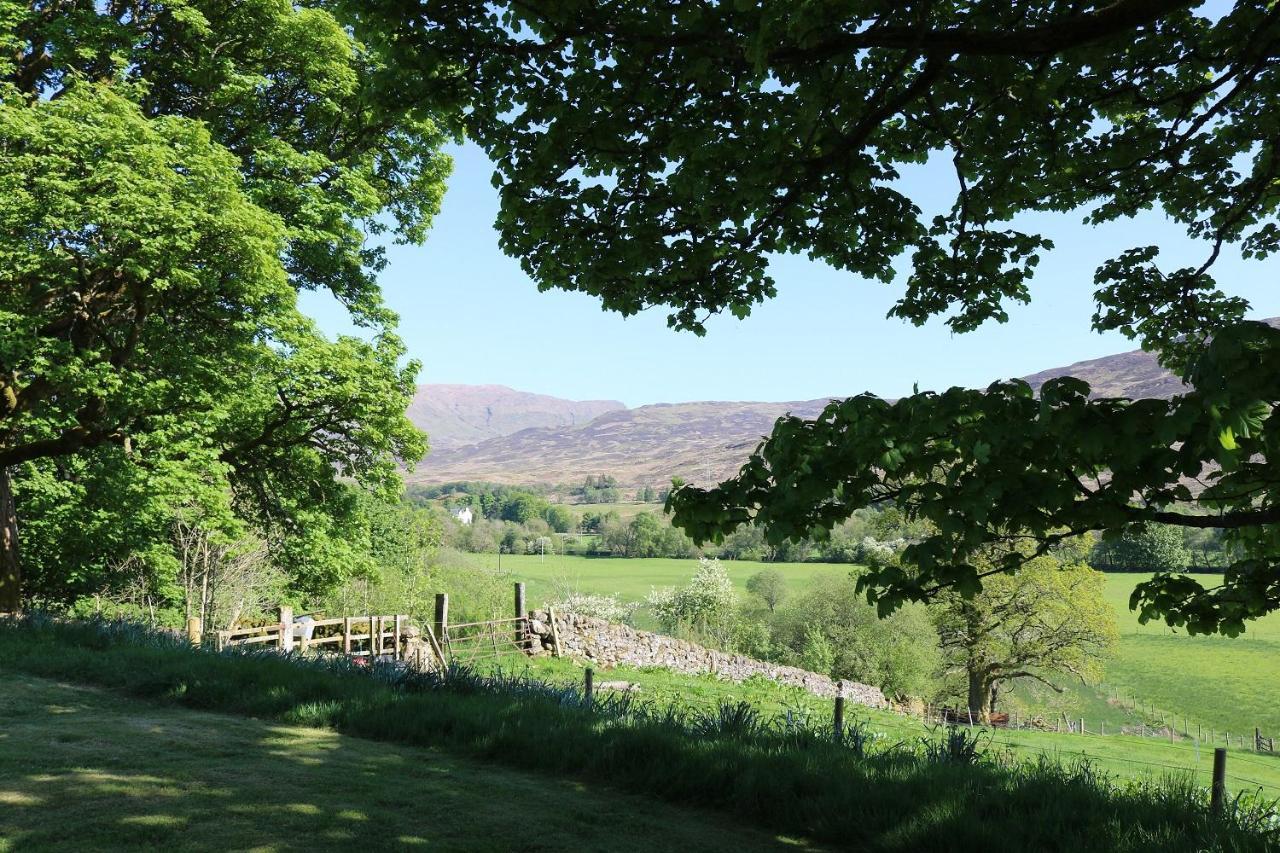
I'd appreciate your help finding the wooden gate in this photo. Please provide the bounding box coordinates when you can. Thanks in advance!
[442,616,528,664]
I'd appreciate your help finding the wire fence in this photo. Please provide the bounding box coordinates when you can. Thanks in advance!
[862,706,1280,794]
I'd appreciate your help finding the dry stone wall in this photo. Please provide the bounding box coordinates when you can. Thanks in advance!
[526,610,887,710]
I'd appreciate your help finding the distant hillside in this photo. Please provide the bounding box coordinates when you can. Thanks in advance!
[408,384,625,451]
[406,323,1276,487]
[1023,318,1280,398]
[406,399,831,487]
[1022,348,1183,398]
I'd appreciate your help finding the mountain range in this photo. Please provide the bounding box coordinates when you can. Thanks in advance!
[403,334,1204,488]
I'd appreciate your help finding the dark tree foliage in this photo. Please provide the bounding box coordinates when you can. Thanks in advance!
[364,0,1280,635]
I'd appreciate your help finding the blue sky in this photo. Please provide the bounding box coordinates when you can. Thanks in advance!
[301,140,1276,408]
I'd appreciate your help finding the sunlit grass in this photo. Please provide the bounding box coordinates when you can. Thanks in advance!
[1,616,1275,852]
[0,674,794,852]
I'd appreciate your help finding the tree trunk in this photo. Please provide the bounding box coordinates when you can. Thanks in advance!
[0,466,20,613]
[966,668,990,724]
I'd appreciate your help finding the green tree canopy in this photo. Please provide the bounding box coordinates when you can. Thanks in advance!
[932,555,1117,722]
[377,0,1280,635]
[745,568,787,613]
[771,571,940,700]
[1093,524,1193,573]
[0,0,454,607]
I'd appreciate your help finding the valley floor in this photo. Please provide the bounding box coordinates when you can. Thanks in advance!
[0,673,807,852]
[462,553,1280,740]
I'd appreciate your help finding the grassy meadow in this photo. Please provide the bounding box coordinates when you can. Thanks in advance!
[3,616,1275,851]
[448,551,834,603]
[0,674,793,852]
[446,552,1280,743]
[507,655,1280,798]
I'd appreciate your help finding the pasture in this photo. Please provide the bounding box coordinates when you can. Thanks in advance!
[447,551,840,603]
[456,553,1280,738]
[514,655,1280,798]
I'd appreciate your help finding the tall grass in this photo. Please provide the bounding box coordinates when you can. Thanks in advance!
[2,613,1277,852]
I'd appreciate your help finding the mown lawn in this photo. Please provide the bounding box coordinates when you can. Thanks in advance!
[0,673,803,853]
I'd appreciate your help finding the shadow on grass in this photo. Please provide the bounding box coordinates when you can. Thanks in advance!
[1,616,1276,852]
[0,677,804,852]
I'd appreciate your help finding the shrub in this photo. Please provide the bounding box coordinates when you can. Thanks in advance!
[647,558,737,644]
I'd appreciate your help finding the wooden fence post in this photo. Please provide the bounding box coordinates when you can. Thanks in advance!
[434,594,449,646]
[279,606,294,652]
[514,582,527,651]
[584,667,594,709]
[833,694,846,744]
[1211,748,1227,816]
[1256,726,1262,752]
[1080,718,1085,735]
[343,616,352,654]
[424,623,448,672]
[186,617,202,647]
[394,615,404,661]
[371,615,380,658]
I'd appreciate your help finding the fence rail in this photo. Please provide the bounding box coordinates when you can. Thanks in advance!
[209,609,413,663]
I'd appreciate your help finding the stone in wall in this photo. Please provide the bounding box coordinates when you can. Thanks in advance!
[527,610,887,710]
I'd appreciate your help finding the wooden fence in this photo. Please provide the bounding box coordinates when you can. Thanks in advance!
[188,582,553,673]
[207,607,417,662]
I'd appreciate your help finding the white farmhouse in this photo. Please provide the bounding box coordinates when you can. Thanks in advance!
[453,506,474,526]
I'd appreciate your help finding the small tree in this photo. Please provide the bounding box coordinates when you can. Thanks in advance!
[647,558,737,644]
[933,555,1118,722]
[541,504,576,534]
[771,571,939,700]
[745,569,787,613]
[1093,524,1192,573]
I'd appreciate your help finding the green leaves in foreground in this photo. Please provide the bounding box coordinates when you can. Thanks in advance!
[1,0,453,602]
[671,322,1280,637]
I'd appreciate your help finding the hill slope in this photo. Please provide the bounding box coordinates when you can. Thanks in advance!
[409,399,831,487]
[407,326,1279,487]
[408,384,625,451]
[1022,348,1182,398]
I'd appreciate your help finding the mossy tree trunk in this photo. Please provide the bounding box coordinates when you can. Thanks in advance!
[0,466,20,612]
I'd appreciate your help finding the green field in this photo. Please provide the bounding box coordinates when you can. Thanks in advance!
[7,622,1275,851]
[461,652,1280,798]
[448,551,839,602]
[0,673,799,852]
[446,553,1280,742]
[1097,573,1280,737]
[565,501,666,519]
